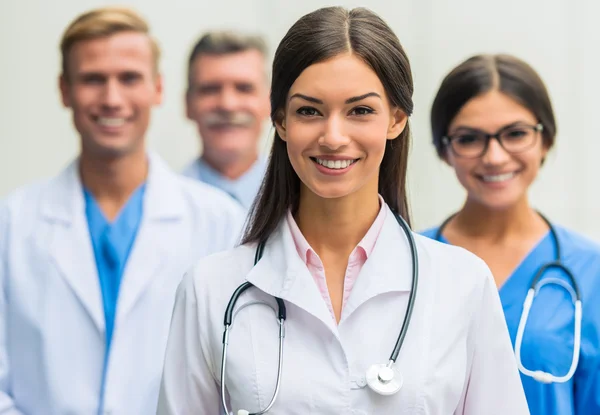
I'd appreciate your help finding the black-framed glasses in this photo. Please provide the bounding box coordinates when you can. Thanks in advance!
[442,123,544,158]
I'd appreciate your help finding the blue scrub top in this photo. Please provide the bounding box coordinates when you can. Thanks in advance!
[84,184,145,350]
[182,157,266,210]
[422,225,600,415]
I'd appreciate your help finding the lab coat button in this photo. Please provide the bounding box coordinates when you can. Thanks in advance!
[350,373,367,389]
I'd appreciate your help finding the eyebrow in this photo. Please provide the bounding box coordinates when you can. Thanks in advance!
[451,121,531,133]
[289,92,381,104]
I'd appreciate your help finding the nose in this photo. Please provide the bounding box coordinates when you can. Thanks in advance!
[481,138,511,165]
[319,115,351,150]
[216,86,239,111]
[101,78,124,109]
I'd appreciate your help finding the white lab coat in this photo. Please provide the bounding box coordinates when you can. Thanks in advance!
[157,205,531,415]
[0,154,246,415]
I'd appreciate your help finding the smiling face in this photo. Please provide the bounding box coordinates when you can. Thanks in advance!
[60,31,162,159]
[186,49,270,166]
[274,53,407,202]
[444,89,548,210]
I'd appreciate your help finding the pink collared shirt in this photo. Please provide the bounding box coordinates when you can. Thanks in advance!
[286,196,388,322]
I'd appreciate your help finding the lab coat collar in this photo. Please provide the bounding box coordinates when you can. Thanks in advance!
[41,152,186,223]
[40,152,187,334]
[341,207,414,321]
[245,204,414,331]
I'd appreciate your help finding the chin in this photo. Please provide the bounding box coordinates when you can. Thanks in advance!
[304,182,355,200]
[89,142,139,159]
[474,195,524,211]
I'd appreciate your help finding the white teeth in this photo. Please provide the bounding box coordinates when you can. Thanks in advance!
[98,117,126,127]
[481,172,516,182]
[315,158,356,169]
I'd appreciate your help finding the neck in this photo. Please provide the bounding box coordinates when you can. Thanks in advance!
[201,151,258,180]
[451,196,543,242]
[79,150,148,219]
[295,188,380,257]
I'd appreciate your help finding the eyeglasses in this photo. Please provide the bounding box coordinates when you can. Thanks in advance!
[442,123,544,158]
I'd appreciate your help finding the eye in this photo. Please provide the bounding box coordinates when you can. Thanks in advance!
[350,106,374,116]
[236,83,255,94]
[196,84,221,96]
[296,107,320,117]
[80,74,105,85]
[455,133,482,146]
[120,72,142,84]
[502,128,528,140]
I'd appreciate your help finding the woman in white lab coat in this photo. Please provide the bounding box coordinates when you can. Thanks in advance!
[157,6,530,415]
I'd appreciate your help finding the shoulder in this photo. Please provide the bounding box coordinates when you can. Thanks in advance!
[414,232,489,274]
[149,153,243,218]
[182,243,257,305]
[413,232,492,301]
[0,176,60,257]
[554,225,600,260]
[419,226,440,240]
[1,177,53,223]
[180,159,199,178]
[552,225,600,302]
[170,173,245,220]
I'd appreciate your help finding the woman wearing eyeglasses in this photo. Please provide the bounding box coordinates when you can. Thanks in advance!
[422,54,600,415]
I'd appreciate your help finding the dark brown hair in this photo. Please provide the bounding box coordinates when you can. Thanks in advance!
[431,54,557,158]
[241,6,414,245]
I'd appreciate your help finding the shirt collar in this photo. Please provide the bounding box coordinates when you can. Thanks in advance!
[286,195,387,264]
[185,157,266,208]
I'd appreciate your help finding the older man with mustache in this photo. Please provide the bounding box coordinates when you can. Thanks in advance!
[183,31,271,210]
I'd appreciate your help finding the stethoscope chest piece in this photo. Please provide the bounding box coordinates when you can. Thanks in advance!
[222,210,417,414]
[366,363,403,395]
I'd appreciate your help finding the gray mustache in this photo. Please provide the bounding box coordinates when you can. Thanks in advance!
[204,111,254,128]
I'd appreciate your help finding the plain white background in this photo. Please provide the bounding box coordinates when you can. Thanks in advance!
[1,0,599,238]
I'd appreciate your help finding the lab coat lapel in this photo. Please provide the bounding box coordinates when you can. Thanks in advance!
[341,207,414,322]
[245,220,338,333]
[115,154,184,325]
[42,160,105,332]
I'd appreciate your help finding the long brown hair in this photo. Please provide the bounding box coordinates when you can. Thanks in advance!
[242,6,414,245]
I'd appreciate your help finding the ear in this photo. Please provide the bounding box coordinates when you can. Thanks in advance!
[387,108,408,140]
[441,148,454,167]
[540,137,550,165]
[274,112,287,141]
[59,74,71,108]
[185,89,193,120]
[153,73,163,106]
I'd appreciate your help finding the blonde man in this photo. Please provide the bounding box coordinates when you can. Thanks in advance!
[0,7,244,414]
[183,31,271,210]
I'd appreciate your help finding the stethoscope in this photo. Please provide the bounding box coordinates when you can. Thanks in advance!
[434,212,582,384]
[220,210,419,415]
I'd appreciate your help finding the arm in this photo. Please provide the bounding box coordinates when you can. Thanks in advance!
[156,270,222,415]
[457,269,530,415]
[0,205,25,415]
[573,284,600,414]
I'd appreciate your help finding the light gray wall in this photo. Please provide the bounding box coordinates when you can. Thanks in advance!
[1,0,597,238]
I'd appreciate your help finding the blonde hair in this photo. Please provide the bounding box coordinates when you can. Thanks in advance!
[60,7,160,78]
